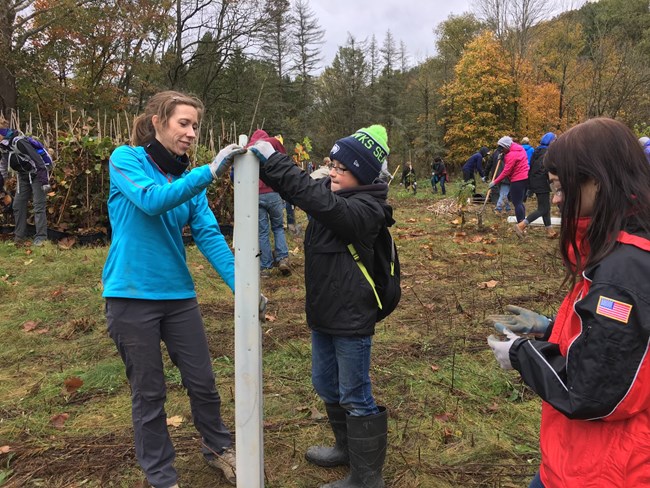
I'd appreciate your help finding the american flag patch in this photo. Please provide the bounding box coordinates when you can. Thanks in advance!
[596,296,632,324]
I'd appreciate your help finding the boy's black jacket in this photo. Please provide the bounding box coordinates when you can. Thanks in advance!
[260,152,394,336]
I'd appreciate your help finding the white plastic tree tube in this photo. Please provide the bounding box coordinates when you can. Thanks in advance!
[233,134,264,487]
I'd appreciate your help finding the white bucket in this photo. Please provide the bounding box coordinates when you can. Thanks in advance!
[507,216,561,227]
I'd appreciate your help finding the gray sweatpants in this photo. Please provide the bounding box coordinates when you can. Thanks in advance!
[13,172,47,241]
[106,298,232,488]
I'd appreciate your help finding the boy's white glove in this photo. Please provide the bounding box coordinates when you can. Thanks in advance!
[487,328,519,370]
[210,144,246,179]
[249,140,276,164]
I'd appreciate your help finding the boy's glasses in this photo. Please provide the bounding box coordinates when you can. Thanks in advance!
[329,163,349,175]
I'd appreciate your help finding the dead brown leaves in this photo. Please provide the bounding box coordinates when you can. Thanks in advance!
[166,415,184,428]
[63,377,84,395]
[296,405,326,420]
[57,237,77,250]
[22,320,49,334]
[452,232,497,246]
[50,413,69,429]
[478,280,499,289]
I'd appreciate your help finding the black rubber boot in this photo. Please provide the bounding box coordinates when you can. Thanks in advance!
[305,403,349,467]
[321,406,387,488]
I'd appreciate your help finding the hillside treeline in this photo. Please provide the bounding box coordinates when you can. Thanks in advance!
[2,0,649,170]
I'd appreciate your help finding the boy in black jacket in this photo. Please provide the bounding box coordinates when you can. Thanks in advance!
[250,125,391,488]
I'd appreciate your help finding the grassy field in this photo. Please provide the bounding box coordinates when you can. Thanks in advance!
[0,178,565,487]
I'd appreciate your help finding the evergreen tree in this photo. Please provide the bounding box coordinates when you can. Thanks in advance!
[291,0,324,132]
[314,35,369,153]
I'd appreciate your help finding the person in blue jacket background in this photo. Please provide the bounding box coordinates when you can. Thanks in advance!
[521,137,534,165]
[102,90,244,488]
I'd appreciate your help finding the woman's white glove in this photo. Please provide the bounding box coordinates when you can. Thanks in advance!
[210,144,246,179]
[487,328,519,370]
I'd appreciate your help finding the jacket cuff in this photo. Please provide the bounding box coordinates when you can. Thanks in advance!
[540,317,555,341]
[509,337,529,371]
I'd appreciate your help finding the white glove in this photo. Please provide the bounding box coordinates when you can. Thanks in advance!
[210,144,246,179]
[259,293,268,320]
[249,140,276,164]
[488,181,495,189]
[487,328,519,370]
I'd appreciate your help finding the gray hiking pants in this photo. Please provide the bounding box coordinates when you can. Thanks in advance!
[13,172,47,241]
[106,298,232,488]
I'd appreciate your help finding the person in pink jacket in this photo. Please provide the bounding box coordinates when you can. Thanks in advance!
[489,136,529,223]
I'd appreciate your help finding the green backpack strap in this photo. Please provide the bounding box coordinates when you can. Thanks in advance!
[347,243,383,310]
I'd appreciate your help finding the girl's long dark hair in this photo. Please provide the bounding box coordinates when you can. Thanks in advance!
[544,118,650,281]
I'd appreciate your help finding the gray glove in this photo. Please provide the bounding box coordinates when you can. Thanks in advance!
[488,181,495,189]
[209,144,246,179]
[487,305,550,337]
[487,328,519,370]
[249,140,276,164]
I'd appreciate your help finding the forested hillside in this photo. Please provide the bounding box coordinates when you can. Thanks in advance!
[1,0,649,171]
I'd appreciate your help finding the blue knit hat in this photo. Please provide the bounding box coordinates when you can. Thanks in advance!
[330,125,389,185]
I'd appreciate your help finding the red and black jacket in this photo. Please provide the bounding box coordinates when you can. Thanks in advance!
[509,230,650,486]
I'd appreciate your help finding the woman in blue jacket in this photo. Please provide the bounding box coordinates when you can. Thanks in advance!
[102,91,243,488]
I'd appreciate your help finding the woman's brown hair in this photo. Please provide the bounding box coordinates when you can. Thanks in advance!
[131,91,204,147]
[544,118,650,280]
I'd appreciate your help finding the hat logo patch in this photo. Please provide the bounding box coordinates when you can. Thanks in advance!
[353,160,360,167]
[331,144,340,154]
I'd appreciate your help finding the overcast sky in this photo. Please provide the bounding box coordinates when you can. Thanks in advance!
[309,0,475,69]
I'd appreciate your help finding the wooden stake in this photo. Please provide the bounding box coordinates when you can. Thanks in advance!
[479,155,502,217]
[248,76,267,137]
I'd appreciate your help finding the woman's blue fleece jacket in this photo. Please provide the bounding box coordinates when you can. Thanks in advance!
[102,145,234,299]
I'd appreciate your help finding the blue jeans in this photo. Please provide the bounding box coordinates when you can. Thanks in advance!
[311,330,379,417]
[431,175,446,194]
[285,200,295,225]
[259,192,289,269]
[496,183,511,211]
[528,471,544,488]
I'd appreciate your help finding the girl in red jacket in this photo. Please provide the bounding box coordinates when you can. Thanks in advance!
[487,118,650,487]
